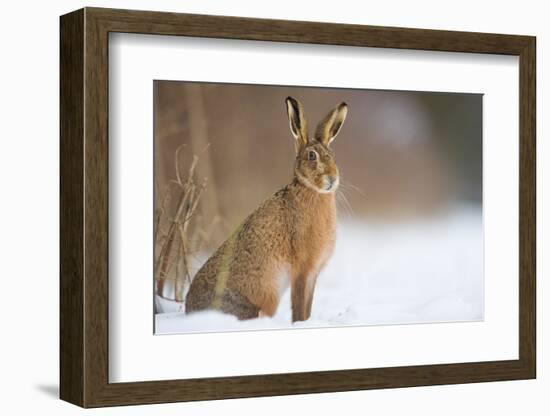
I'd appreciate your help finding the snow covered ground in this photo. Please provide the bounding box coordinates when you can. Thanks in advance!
[155,207,483,334]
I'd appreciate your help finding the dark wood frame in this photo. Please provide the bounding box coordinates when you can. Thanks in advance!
[60,7,536,408]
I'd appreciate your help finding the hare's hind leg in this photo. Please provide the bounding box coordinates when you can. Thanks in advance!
[220,289,260,320]
[185,271,215,314]
[258,291,280,318]
[234,263,286,319]
[259,264,290,317]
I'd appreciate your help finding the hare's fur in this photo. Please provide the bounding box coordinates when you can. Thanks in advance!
[185,97,348,322]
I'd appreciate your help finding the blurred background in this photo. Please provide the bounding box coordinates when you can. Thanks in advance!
[153,80,483,330]
[155,81,481,230]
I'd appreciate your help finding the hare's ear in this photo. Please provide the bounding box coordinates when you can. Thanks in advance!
[285,97,308,151]
[315,102,348,146]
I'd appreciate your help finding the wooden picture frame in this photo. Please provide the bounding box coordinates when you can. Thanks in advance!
[60,7,536,408]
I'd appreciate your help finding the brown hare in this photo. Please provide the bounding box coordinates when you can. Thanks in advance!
[185,97,348,322]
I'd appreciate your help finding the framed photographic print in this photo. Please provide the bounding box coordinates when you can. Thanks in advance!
[60,7,536,408]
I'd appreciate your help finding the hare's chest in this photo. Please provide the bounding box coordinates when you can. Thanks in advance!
[303,215,336,269]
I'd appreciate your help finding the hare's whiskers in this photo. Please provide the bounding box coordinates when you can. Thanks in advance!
[336,187,354,217]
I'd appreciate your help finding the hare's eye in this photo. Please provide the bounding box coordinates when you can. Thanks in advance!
[308,151,317,161]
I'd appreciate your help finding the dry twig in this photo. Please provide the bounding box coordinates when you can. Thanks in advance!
[154,145,210,301]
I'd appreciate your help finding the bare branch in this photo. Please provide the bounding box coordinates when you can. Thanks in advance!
[155,145,216,302]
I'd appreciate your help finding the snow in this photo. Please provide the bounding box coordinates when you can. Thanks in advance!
[155,207,483,334]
